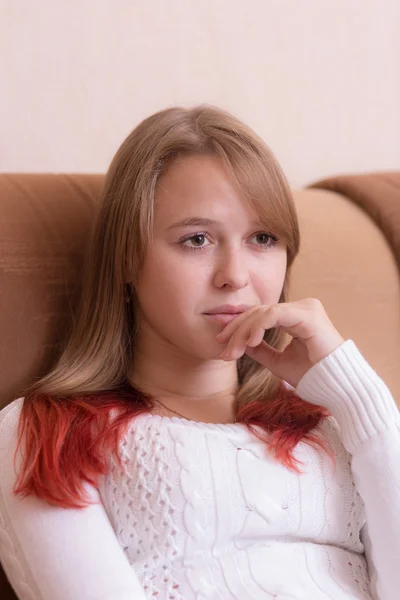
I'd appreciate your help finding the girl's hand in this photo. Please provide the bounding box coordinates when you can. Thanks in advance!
[216,298,345,389]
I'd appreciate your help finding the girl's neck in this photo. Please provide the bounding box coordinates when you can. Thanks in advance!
[129,346,239,424]
[148,392,238,424]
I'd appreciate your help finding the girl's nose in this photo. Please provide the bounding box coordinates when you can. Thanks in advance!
[213,249,249,290]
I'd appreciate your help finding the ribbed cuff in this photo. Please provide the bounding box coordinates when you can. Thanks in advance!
[295,339,400,454]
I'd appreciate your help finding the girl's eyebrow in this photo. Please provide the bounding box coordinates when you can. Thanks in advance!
[167,217,218,230]
[167,217,263,230]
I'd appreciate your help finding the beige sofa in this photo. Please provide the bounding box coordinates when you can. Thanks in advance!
[0,173,399,599]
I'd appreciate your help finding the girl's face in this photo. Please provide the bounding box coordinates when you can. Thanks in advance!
[134,154,288,361]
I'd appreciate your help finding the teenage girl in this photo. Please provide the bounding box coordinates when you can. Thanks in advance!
[0,105,399,599]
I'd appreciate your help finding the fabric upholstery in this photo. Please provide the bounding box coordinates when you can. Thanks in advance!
[310,171,400,270]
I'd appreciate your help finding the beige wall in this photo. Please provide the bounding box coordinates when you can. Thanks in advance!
[2,0,399,186]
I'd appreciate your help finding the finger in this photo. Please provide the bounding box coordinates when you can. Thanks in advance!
[221,316,274,360]
[245,341,282,368]
[225,308,279,352]
[216,305,270,343]
[229,322,267,357]
[247,325,267,348]
[254,304,313,341]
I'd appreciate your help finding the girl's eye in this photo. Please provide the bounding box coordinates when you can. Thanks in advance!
[180,233,210,251]
[251,232,279,248]
[179,232,278,251]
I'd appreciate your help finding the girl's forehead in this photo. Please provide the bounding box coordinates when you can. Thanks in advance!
[157,154,233,195]
[154,155,258,220]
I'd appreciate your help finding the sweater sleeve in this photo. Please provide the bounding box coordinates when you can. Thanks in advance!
[0,398,147,600]
[295,339,400,600]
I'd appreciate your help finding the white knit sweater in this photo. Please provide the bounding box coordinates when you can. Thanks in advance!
[1,340,400,600]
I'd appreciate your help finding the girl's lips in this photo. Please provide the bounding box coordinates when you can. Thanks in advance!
[203,313,242,326]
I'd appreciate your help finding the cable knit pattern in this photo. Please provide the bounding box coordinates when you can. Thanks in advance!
[0,339,399,599]
[99,410,371,599]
